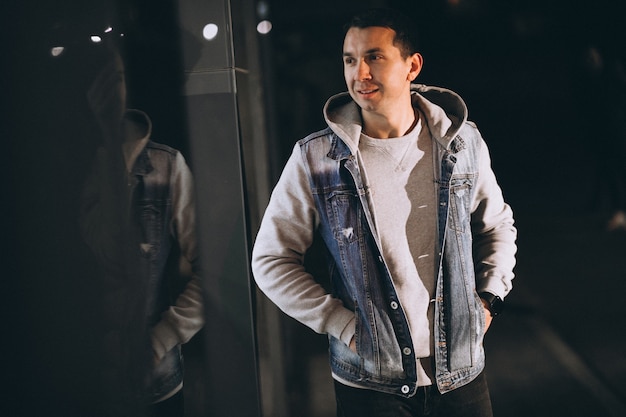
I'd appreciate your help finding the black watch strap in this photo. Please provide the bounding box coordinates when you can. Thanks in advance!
[479,292,504,316]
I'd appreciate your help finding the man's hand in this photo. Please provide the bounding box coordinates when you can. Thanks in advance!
[349,336,357,353]
[481,298,493,334]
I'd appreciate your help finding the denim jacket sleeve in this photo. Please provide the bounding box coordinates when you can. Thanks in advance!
[251,144,356,345]
[470,134,517,299]
[151,151,205,361]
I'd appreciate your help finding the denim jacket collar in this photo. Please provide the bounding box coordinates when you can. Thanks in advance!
[132,146,154,177]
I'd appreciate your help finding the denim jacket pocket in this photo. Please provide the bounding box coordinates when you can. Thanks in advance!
[327,189,361,245]
[448,176,474,233]
[137,200,170,258]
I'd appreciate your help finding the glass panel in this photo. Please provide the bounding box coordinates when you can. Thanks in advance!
[4,1,260,416]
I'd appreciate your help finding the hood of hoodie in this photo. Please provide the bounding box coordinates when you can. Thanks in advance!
[323,84,468,154]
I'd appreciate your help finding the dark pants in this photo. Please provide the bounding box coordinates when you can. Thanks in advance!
[335,372,493,417]
[147,390,184,417]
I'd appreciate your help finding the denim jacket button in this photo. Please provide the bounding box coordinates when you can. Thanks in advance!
[390,301,398,310]
[401,385,410,394]
[402,347,412,356]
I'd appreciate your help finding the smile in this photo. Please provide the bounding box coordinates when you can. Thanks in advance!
[357,88,378,95]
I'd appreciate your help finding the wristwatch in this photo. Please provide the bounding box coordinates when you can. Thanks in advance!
[479,292,504,317]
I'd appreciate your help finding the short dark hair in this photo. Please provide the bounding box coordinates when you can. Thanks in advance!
[344,8,419,59]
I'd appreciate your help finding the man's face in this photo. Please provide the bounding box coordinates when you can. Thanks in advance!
[343,26,421,118]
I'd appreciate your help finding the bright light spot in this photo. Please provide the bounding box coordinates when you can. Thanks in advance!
[104,26,113,33]
[202,23,219,40]
[257,20,272,35]
[50,46,65,57]
[90,35,102,43]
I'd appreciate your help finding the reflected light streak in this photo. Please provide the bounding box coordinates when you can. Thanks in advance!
[257,1,269,19]
[90,35,102,43]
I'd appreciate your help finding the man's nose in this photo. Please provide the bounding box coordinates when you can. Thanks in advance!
[355,60,371,81]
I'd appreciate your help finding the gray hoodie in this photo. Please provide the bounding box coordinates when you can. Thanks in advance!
[252,84,516,393]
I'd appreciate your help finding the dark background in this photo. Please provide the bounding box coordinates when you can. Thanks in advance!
[2,0,625,416]
[258,2,626,416]
[263,0,626,214]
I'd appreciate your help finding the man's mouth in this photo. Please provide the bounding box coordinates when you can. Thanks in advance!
[356,87,378,96]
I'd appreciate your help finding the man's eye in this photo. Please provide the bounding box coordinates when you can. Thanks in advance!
[344,57,355,65]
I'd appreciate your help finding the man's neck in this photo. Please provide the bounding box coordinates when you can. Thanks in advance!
[361,107,418,139]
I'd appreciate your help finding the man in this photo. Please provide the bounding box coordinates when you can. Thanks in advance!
[80,45,204,416]
[252,8,516,417]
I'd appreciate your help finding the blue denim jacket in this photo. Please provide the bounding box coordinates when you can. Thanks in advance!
[252,85,516,396]
[80,110,203,404]
[132,140,187,403]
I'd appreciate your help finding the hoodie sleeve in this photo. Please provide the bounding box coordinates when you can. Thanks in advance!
[251,144,356,345]
[470,135,518,299]
[151,151,204,360]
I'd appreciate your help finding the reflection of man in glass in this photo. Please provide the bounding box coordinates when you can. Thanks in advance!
[79,45,203,416]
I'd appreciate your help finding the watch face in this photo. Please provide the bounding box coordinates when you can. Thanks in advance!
[480,292,503,316]
[491,296,504,315]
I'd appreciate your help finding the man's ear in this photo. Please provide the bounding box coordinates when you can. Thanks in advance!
[408,52,423,82]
